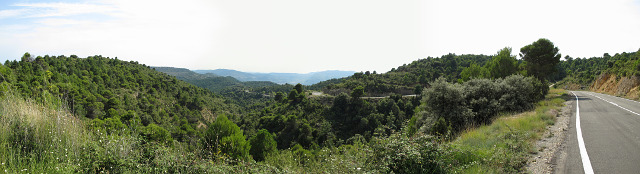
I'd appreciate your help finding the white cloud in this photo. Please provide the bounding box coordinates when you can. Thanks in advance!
[12,2,117,18]
[1,0,223,68]
[0,8,27,19]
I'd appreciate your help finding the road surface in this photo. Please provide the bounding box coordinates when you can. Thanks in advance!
[555,91,640,173]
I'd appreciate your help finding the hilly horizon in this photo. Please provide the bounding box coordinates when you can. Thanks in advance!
[193,69,355,85]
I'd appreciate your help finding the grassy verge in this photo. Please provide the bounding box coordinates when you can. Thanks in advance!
[0,92,89,173]
[445,88,568,173]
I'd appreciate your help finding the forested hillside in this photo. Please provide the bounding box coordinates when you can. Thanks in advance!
[555,50,640,88]
[155,66,293,109]
[155,67,279,92]
[317,54,493,96]
[0,38,568,173]
[0,54,241,144]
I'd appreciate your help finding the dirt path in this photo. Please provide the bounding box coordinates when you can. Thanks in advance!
[526,99,573,173]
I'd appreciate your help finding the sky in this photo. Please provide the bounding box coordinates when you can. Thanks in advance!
[1,0,639,73]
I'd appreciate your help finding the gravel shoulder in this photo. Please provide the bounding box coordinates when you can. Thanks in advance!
[526,99,573,173]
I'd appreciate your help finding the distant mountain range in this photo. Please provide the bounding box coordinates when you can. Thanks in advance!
[193,69,355,85]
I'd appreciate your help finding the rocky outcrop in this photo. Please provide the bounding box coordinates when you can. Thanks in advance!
[590,73,640,99]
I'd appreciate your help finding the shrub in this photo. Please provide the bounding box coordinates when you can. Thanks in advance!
[249,129,277,161]
[143,123,172,144]
[418,75,547,135]
[203,115,250,160]
[421,78,474,131]
[370,133,446,173]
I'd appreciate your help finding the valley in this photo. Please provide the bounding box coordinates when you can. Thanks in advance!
[0,39,639,173]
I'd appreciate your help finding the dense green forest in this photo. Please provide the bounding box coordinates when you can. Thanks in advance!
[315,54,494,96]
[154,67,289,109]
[554,50,640,87]
[1,38,610,173]
[0,54,244,145]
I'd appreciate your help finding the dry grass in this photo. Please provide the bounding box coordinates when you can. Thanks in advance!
[0,92,89,173]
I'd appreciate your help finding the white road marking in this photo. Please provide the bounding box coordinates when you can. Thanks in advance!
[586,93,640,116]
[573,91,594,174]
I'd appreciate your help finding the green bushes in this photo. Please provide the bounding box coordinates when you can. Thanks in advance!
[416,75,547,134]
[249,129,277,161]
[369,133,447,174]
[203,115,250,160]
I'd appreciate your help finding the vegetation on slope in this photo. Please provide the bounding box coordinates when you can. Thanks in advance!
[1,54,240,146]
[554,49,640,88]
[0,38,570,173]
[317,54,493,96]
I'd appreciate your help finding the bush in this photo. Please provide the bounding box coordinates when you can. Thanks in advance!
[249,129,277,161]
[143,124,172,144]
[203,115,250,160]
[418,75,547,135]
[370,133,446,173]
[421,78,474,131]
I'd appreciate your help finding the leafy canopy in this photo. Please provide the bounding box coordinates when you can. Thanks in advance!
[204,114,250,160]
[520,38,561,81]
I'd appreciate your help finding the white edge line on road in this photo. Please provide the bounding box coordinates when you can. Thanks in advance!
[586,93,640,116]
[573,91,595,174]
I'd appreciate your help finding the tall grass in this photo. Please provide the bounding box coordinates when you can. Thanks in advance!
[0,91,89,173]
[444,88,567,173]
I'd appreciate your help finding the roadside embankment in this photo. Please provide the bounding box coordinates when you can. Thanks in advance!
[590,73,640,99]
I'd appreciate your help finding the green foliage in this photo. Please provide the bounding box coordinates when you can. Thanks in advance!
[143,123,173,144]
[418,75,546,134]
[459,63,487,82]
[1,54,241,146]
[204,115,250,160]
[249,129,277,161]
[554,49,639,87]
[520,38,561,81]
[421,78,473,131]
[486,47,518,79]
[350,86,365,99]
[370,133,447,173]
[431,117,451,137]
[274,92,284,102]
[294,83,303,94]
[322,53,493,96]
[0,49,574,173]
[413,84,423,95]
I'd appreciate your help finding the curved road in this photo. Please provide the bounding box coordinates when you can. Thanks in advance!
[556,91,640,173]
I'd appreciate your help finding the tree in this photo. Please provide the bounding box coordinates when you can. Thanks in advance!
[249,129,277,161]
[485,47,518,79]
[413,85,423,95]
[520,38,561,81]
[459,63,487,82]
[294,83,303,94]
[351,86,365,99]
[274,92,284,102]
[288,90,300,104]
[203,115,250,160]
[143,123,173,144]
[21,52,33,62]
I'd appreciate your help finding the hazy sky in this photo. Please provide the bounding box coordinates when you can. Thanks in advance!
[1,0,639,73]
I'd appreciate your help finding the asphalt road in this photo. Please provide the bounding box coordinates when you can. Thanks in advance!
[556,91,640,174]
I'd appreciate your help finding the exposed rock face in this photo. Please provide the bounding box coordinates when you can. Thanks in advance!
[590,73,640,99]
